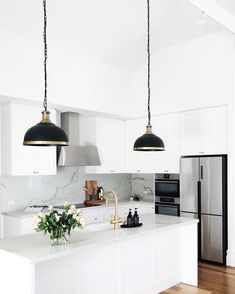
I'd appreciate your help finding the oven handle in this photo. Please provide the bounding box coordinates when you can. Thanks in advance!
[155,203,179,208]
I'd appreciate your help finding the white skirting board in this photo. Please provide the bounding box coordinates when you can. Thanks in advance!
[227,250,235,267]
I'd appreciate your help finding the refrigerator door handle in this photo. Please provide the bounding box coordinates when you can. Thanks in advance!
[200,165,203,180]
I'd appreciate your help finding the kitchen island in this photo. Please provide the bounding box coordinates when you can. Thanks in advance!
[0,214,198,294]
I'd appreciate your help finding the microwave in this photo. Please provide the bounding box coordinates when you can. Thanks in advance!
[155,174,180,199]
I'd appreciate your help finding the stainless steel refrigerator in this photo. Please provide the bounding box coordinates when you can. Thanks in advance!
[180,155,227,264]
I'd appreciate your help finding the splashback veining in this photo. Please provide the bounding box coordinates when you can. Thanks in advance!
[0,170,154,212]
[1,167,132,212]
[131,173,155,202]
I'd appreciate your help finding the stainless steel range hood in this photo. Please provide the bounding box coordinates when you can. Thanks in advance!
[57,112,101,166]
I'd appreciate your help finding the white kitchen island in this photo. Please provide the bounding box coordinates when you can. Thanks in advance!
[0,214,198,294]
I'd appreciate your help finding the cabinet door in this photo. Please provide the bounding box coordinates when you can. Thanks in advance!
[85,117,125,173]
[202,106,227,155]
[82,209,103,224]
[135,204,154,215]
[180,110,202,156]
[180,106,227,156]
[106,118,125,173]
[152,113,180,173]
[125,118,156,173]
[2,104,56,176]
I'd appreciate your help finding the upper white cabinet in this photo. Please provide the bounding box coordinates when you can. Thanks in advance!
[180,106,227,156]
[1,103,57,176]
[81,116,125,173]
[125,114,180,173]
[152,113,180,173]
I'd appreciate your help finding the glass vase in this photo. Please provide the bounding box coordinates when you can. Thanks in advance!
[50,227,70,246]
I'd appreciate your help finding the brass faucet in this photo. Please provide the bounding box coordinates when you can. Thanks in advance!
[104,191,122,229]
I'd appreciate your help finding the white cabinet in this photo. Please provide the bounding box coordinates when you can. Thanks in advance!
[2,215,36,238]
[180,110,202,155]
[152,113,180,173]
[1,103,57,176]
[82,209,103,224]
[125,114,180,173]
[201,107,227,155]
[134,203,155,215]
[81,116,125,173]
[180,106,227,156]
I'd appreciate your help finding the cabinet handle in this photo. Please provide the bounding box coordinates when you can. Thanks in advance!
[200,166,203,180]
[94,217,97,220]
[110,170,115,173]
[137,170,141,173]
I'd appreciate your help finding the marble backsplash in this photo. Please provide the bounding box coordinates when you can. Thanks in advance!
[131,173,155,202]
[0,169,155,212]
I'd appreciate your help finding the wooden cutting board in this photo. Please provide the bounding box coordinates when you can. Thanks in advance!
[85,180,98,201]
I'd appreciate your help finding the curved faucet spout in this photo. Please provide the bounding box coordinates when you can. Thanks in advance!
[104,191,121,229]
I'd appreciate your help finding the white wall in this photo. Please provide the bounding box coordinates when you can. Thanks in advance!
[132,31,235,117]
[0,31,133,118]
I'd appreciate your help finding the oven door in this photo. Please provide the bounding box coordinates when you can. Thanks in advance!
[155,180,179,198]
[155,203,180,217]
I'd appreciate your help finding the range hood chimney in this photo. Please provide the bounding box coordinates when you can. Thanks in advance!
[57,112,101,166]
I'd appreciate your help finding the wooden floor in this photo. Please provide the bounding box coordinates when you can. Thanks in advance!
[161,262,235,294]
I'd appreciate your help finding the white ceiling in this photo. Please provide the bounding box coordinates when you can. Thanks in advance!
[214,0,235,15]
[0,0,224,70]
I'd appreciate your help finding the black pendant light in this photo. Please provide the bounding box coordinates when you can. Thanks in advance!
[23,0,68,146]
[133,0,164,152]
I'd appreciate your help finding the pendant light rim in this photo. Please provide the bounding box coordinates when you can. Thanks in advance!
[23,140,68,146]
[133,146,165,151]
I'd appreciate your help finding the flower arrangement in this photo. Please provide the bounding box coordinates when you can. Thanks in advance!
[34,202,85,245]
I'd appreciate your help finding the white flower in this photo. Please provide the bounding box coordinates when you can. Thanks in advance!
[76,215,85,227]
[80,216,86,227]
[68,205,77,215]
[48,205,54,212]
[38,212,46,219]
[34,216,41,228]
[64,201,69,208]
[55,214,60,221]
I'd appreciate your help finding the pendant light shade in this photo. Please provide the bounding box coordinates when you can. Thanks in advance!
[23,111,68,146]
[133,0,165,152]
[134,126,164,151]
[23,0,68,147]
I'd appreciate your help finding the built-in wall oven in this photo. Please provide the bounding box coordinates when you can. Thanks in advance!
[155,173,180,216]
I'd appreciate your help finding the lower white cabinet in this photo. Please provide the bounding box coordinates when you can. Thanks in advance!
[2,215,36,238]
[2,202,155,237]
[82,209,103,224]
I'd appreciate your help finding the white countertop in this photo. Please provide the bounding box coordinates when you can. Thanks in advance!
[0,214,198,264]
[2,200,154,219]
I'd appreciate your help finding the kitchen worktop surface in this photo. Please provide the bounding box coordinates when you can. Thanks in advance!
[0,214,198,264]
[2,199,154,219]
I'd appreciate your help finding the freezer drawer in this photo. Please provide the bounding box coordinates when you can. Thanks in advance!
[201,214,223,263]
[180,157,199,213]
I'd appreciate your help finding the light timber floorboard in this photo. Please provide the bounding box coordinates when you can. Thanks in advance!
[161,262,235,294]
